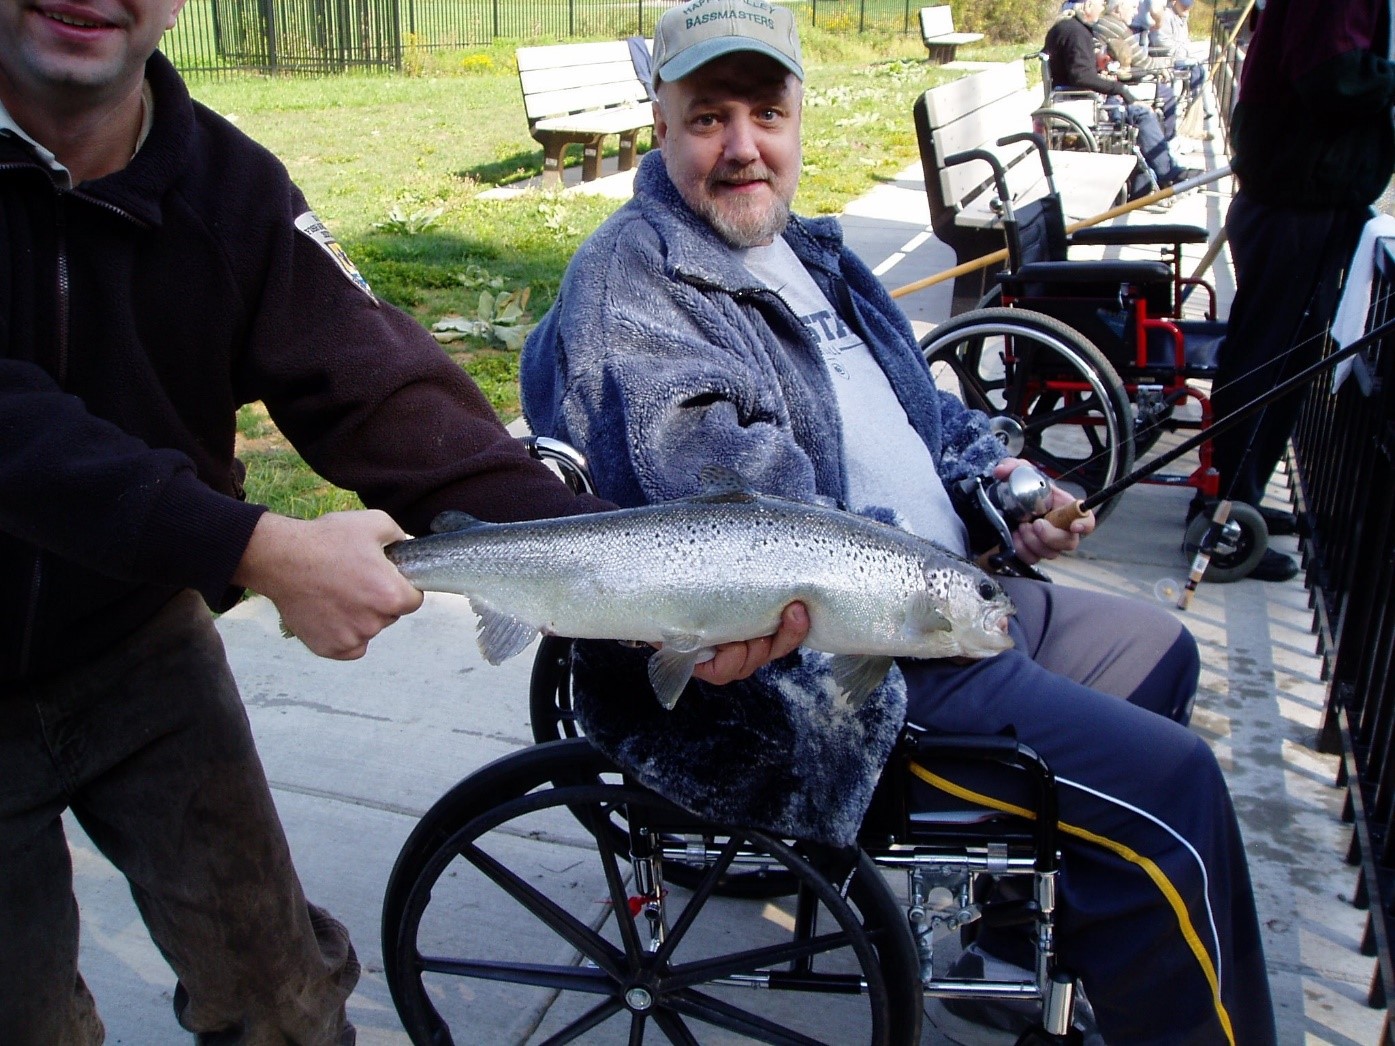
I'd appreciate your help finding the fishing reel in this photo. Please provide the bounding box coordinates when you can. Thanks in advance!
[953,464,1054,580]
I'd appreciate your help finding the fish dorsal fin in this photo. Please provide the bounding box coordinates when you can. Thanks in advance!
[430,510,487,534]
[696,465,759,503]
[907,592,953,634]
[469,599,538,664]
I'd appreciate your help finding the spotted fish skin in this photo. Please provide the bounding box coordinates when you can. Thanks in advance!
[385,467,1014,708]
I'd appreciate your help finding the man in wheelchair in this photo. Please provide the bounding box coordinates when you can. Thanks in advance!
[1045,0,1198,196]
[519,2,1276,1042]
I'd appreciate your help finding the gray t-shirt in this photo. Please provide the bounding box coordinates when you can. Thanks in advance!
[740,238,969,553]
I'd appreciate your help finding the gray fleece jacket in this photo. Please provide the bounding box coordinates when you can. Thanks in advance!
[520,151,1004,846]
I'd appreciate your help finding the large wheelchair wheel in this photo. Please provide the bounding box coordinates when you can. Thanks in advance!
[382,738,922,1045]
[1032,106,1098,152]
[923,307,1136,523]
[529,636,798,900]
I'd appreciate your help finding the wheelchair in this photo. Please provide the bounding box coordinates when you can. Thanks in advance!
[919,139,1267,579]
[379,437,1086,1044]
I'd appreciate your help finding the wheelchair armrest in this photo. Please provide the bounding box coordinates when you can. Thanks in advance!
[1069,224,1208,248]
[1009,259,1172,285]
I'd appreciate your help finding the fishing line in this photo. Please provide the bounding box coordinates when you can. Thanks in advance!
[946,281,1395,494]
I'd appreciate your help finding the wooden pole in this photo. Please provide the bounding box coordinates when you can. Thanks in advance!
[888,165,1232,300]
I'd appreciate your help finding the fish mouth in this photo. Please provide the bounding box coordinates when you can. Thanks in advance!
[978,600,1016,644]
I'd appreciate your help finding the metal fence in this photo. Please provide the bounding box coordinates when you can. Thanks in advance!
[1292,241,1395,1042]
[162,0,921,79]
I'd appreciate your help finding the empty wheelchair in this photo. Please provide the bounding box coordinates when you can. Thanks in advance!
[917,139,1265,575]
[379,438,1085,1044]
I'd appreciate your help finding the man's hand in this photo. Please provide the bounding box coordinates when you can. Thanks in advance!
[992,458,1096,565]
[233,510,425,660]
[691,602,810,686]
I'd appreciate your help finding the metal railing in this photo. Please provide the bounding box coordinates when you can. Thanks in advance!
[1292,239,1395,1042]
[162,0,923,79]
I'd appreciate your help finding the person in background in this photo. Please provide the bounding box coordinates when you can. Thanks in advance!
[1045,0,1197,195]
[1200,0,1395,581]
[0,0,803,1040]
[1093,0,1181,138]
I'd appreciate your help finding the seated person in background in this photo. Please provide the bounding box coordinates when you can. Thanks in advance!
[1093,0,1180,137]
[1046,0,1197,193]
[1157,0,1216,116]
[521,1,1277,1042]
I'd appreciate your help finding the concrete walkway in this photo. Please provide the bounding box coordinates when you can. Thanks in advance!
[70,135,1383,1043]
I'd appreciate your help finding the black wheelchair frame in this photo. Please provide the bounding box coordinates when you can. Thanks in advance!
[378,438,1085,1044]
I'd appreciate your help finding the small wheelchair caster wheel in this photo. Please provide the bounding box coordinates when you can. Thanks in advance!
[1182,502,1268,583]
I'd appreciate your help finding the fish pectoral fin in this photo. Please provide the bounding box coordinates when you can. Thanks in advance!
[469,600,539,664]
[907,593,953,634]
[647,647,711,710]
[829,655,896,710]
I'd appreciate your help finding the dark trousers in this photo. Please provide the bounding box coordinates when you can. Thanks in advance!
[1212,192,1371,507]
[0,590,359,1045]
[905,579,1275,1045]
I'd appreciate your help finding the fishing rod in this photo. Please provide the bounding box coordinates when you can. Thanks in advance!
[1042,311,1395,532]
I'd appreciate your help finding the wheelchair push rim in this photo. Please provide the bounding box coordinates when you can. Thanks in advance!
[923,307,1137,524]
[381,738,922,1045]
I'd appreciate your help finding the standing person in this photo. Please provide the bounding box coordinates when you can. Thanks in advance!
[1045,0,1196,195]
[1133,0,1165,47]
[1202,0,1395,580]
[521,2,1277,1042]
[0,0,805,1041]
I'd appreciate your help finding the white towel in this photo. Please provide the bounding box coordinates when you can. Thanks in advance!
[1331,213,1395,391]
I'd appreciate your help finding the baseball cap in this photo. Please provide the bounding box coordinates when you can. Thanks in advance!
[651,0,804,85]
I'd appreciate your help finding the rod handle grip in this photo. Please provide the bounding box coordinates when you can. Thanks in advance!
[1043,500,1090,531]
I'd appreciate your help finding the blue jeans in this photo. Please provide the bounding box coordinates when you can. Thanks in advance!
[0,591,358,1045]
[1104,97,1182,191]
[904,579,1276,1045]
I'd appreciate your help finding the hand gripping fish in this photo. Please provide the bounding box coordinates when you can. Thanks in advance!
[385,467,1015,710]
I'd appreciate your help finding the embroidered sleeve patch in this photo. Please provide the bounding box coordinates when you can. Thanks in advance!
[294,211,377,303]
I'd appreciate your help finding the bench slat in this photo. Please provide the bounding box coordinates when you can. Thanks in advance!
[524,81,651,122]
[517,40,636,72]
[534,107,654,135]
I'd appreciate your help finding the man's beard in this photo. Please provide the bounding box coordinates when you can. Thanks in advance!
[696,164,794,248]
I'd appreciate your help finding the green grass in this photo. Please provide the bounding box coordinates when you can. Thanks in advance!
[191,30,1030,517]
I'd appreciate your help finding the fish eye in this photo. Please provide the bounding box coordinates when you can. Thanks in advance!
[977,580,997,600]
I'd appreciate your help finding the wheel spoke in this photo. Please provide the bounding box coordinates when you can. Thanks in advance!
[416,956,611,994]
[537,997,626,1046]
[666,987,827,1046]
[460,822,627,978]
[651,835,742,965]
[661,929,860,991]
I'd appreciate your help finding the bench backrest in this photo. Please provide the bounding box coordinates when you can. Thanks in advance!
[919,5,955,42]
[918,60,1038,211]
[517,41,651,123]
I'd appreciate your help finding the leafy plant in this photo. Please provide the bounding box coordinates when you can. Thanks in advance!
[372,206,445,235]
[431,288,537,352]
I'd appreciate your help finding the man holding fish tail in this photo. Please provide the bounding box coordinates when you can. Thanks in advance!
[520,1,1277,1042]
[0,3,806,1041]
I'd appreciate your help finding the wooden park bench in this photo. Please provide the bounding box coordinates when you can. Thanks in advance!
[913,60,1139,311]
[516,40,654,188]
[919,6,984,65]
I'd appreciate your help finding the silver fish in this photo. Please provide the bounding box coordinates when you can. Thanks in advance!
[385,467,1014,709]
